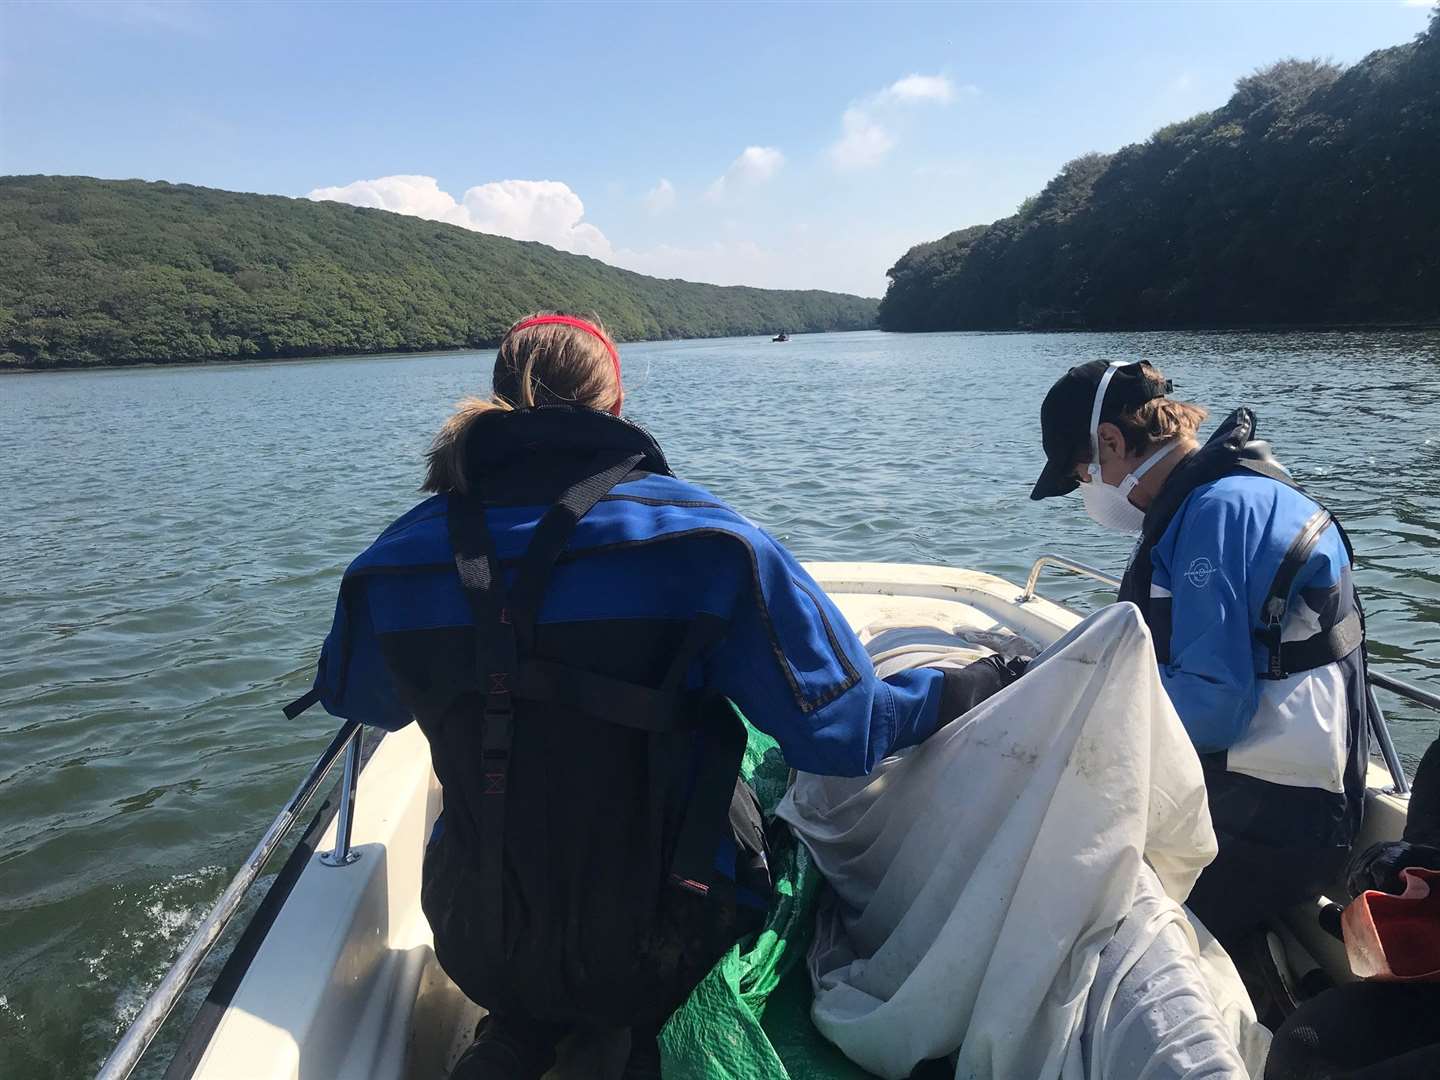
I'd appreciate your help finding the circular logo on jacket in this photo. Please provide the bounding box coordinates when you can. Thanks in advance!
[1185,557,1216,589]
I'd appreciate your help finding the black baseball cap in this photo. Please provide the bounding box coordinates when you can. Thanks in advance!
[1030,360,1169,500]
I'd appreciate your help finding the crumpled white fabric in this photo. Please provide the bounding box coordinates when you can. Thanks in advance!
[776,602,1270,1080]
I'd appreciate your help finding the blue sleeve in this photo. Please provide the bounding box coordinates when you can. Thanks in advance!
[703,533,945,777]
[314,583,414,732]
[1152,493,1261,753]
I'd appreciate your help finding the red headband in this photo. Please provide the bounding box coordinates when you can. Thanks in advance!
[508,314,622,415]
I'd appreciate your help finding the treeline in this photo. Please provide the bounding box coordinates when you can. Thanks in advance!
[0,177,877,370]
[880,12,1440,331]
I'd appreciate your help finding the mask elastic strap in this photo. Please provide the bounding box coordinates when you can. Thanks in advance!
[1088,360,1129,477]
[1125,440,1180,489]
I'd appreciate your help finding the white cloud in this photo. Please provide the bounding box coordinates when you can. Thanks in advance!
[643,178,676,214]
[880,74,960,105]
[306,174,611,258]
[829,108,897,170]
[826,72,970,171]
[308,174,465,222]
[305,168,898,295]
[1402,1,1434,8]
[462,180,610,257]
[706,146,785,200]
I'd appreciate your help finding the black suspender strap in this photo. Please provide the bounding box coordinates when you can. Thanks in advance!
[1258,507,1335,679]
[1234,456,1298,490]
[509,453,645,653]
[447,490,518,970]
[445,452,643,968]
[652,614,742,897]
[447,452,749,936]
[1237,456,1367,678]
[667,693,748,897]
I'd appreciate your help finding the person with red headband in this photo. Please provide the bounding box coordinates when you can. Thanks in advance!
[290,312,1025,1079]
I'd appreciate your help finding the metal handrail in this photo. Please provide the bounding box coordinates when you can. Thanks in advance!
[1370,670,1440,716]
[96,720,365,1080]
[1019,552,1439,795]
[1019,553,1121,601]
[1365,685,1411,796]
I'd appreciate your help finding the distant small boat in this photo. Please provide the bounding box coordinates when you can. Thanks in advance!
[772,332,790,342]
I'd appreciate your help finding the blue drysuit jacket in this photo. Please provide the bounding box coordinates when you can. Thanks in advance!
[1119,408,1368,851]
[315,473,952,775]
[303,408,1017,894]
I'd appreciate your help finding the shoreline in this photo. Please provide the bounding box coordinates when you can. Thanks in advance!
[5,320,1440,374]
[0,329,887,376]
[879,319,1440,337]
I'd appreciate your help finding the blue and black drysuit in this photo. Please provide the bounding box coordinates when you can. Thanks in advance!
[300,405,1018,1030]
[1118,408,1369,945]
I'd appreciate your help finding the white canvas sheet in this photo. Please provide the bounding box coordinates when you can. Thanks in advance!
[777,603,1269,1080]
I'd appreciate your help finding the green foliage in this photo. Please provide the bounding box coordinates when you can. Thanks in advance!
[879,12,1440,331]
[0,177,877,369]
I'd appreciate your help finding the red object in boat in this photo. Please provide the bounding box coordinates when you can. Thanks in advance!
[1344,866,1440,981]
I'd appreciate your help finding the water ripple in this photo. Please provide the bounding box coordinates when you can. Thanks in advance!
[1,331,1439,1076]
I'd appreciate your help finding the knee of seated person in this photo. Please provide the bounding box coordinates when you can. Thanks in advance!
[1265,983,1391,1080]
[1265,1013,1328,1080]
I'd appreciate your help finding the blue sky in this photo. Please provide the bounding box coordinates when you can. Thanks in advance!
[1,0,1433,296]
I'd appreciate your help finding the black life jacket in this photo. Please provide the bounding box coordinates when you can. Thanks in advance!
[1118,408,1369,849]
[380,408,765,1026]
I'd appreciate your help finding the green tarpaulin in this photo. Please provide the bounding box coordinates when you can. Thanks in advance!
[659,711,874,1080]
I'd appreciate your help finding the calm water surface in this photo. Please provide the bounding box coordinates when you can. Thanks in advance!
[3,330,1439,1077]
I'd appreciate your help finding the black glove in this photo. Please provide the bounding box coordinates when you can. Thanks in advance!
[970,653,1031,688]
[1345,839,1440,897]
[937,654,1032,721]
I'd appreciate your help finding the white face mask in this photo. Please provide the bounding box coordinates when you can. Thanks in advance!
[1079,362,1178,534]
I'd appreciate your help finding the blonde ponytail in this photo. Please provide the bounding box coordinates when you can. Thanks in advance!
[422,396,514,494]
[421,312,622,494]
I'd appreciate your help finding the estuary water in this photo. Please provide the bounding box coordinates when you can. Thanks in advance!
[2,329,1438,1077]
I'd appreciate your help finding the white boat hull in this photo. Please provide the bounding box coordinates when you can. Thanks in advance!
[183,562,1408,1080]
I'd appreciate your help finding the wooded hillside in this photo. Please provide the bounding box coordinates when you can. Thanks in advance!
[880,13,1440,331]
[0,177,877,369]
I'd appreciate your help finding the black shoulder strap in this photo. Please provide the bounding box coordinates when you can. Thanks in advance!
[446,451,641,968]
[504,451,709,729]
[1253,493,1364,679]
[1258,507,1333,678]
[509,453,645,652]
[447,486,521,970]
[444,451,745,964]
[1233,455,1297,490]
[657,617,747,897]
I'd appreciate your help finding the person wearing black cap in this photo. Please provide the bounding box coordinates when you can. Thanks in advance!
[1031,360,1370,952]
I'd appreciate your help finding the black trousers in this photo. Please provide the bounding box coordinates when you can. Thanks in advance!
[1185,833,1348,950]
[451,888,762,1080]
[1265,981,1440,1080]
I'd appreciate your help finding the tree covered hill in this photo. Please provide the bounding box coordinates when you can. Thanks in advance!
[880,12,1440,332]
[0,176,877,370]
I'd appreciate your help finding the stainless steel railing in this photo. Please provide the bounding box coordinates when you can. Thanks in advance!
[1019,552,1439,795]
[96,720,365,1080]
[1018,553,1121,600]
